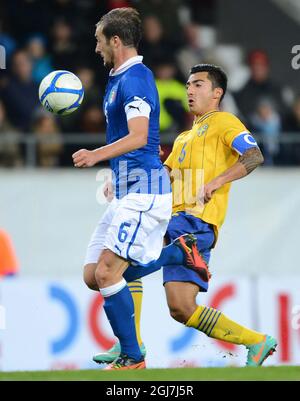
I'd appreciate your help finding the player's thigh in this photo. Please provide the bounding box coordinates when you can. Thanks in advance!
[104,193,172,265]
[165,281,199,317]
[83,263,98,291]
[84,199,118,267]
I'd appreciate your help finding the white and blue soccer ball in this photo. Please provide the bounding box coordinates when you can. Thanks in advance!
[39,70,84,115]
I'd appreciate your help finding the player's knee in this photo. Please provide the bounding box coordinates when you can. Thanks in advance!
[95,264,110,286]
[95,251,125,287]
[169,306,189,324]
[94,256,117,287]
[168,302,196,324]
[83,264,98,291]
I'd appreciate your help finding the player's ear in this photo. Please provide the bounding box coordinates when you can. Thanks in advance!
[112,35,121,48]
[214,87,223,101]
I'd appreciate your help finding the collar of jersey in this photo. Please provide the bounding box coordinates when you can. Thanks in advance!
[110,55,143,76]
[193,110,219,126]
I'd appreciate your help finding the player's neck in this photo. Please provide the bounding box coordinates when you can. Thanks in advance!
[196,103,219,118]
[113,48,138,72]
[194,106,220,124]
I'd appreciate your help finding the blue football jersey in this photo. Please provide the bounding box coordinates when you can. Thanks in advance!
[103,59,171,198]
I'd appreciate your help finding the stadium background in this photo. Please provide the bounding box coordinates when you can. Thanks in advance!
[0,0,300,372]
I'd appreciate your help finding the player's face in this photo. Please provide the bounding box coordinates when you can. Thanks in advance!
[95,28,114,68]
[186,72,220,115]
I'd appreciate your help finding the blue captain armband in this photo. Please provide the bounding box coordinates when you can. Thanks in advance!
[231,132,258,155]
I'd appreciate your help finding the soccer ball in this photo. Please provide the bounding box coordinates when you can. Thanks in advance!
[39,70,84,115]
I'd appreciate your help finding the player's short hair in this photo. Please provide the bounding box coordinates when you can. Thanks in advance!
[190,64,227,103]
[96,8,142,49]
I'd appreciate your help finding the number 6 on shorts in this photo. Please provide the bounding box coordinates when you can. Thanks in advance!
[118,222,132,243]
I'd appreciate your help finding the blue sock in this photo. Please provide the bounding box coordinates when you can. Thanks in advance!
[124,243,184,282]
[124,263,161,282]
[103,285,142,361]
[156,242,184,266]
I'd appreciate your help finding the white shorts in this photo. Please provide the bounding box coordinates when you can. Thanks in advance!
[84,192,172,266]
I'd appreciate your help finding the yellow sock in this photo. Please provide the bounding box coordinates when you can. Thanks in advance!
[128,279,143,346]
[186,305,265,346]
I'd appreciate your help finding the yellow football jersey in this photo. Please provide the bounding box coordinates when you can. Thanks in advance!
[164,110,250,241]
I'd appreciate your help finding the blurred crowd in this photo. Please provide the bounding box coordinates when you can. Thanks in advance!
[0,0,300,167]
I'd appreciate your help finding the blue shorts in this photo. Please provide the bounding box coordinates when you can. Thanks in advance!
[163,212,215,292]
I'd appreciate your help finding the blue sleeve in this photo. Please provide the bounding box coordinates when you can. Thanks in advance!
[121,75,155,110]
[231,133,258,155]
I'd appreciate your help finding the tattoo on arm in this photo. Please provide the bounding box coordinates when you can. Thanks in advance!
[239,147,264,175]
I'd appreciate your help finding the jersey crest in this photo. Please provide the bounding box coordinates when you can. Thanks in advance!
[108,84,119,104]
[197,123,209,137]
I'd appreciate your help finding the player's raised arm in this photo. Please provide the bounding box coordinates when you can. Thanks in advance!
[202,134,264,204]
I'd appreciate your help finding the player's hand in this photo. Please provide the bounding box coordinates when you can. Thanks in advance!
[72,149,98,168]
[200,179,223,204]
[159,145,164,157]
[103,180,114,202]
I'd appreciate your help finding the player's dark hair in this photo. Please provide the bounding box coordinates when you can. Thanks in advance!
[97,8,142,49]
[190,64,227,103]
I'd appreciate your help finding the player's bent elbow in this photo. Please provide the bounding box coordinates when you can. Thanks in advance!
[240,146,265,174]
[253,148,264,170]
[130,130,148,149]
[136,134,148,148]
[141,137,148,147]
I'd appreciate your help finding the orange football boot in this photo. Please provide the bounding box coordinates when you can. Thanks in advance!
[174,234,211,282]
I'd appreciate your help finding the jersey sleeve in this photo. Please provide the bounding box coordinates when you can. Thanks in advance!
[164,151,175,170]
[121,76,155,120]
[219,113,258,155]
[231,133,258,155]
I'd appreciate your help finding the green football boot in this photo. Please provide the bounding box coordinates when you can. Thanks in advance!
[246,335,277,366]
[93,342,146,365]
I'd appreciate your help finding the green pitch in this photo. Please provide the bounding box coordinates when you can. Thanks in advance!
[0,366,299,381]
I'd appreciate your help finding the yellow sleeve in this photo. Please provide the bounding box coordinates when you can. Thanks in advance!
[219,113,250,149]
[164,150,174,170]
